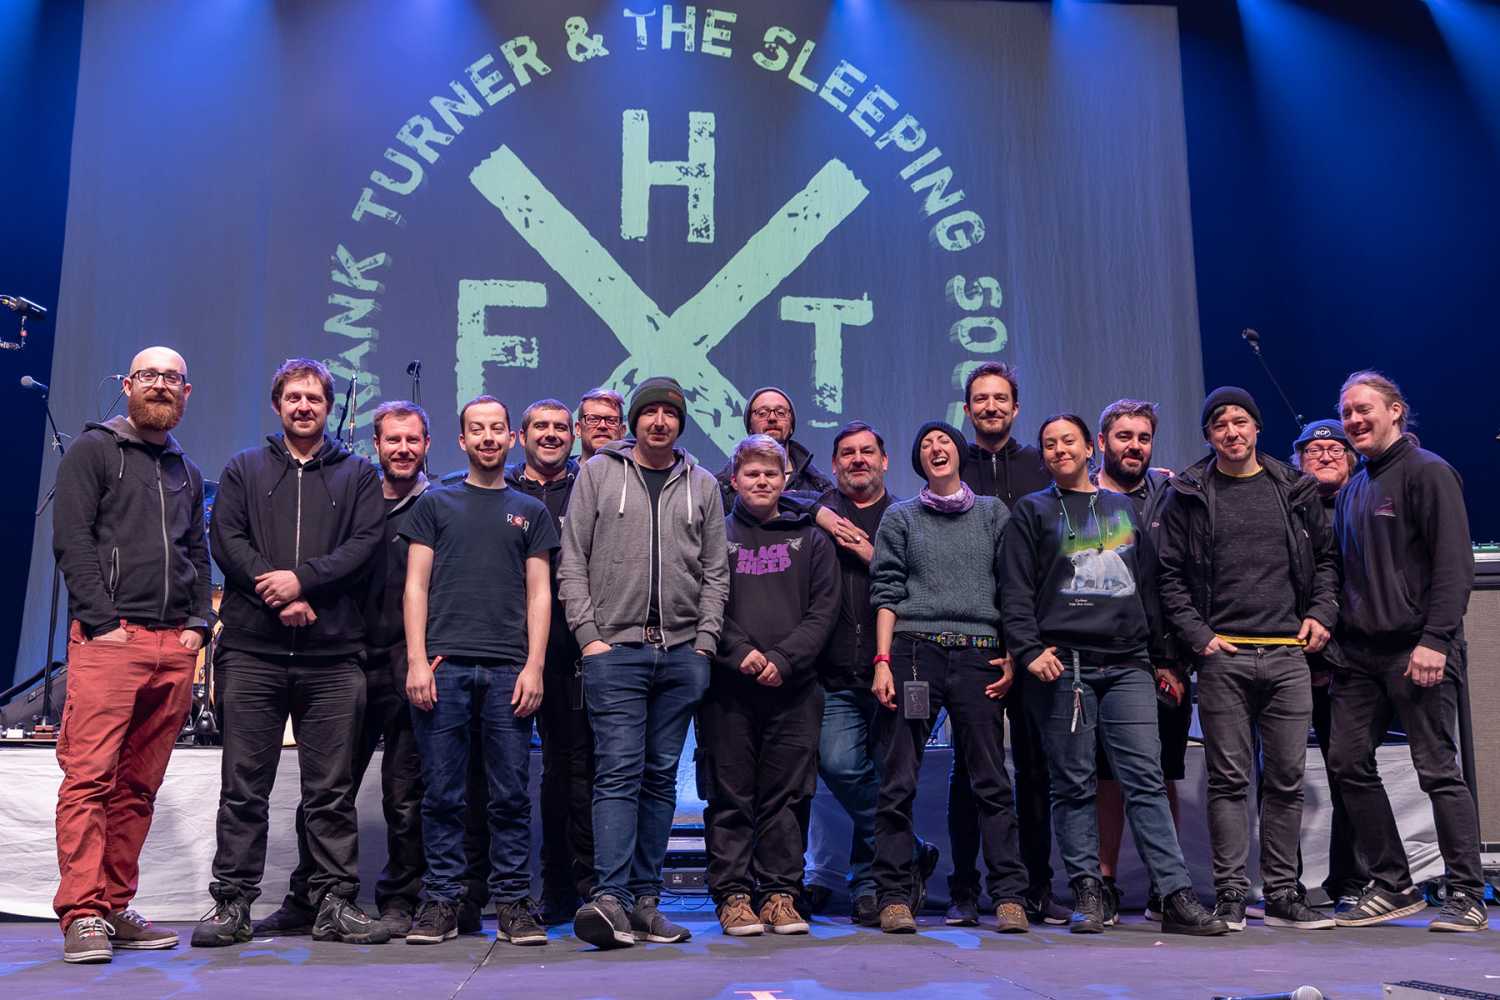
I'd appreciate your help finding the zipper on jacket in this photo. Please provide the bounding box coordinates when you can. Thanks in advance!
[156,457,171,622]
[636,460,685,637]
[108,547,120,601]
[295,466,304,564]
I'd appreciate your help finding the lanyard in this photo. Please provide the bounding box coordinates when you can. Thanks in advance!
[1069,649,1085,734]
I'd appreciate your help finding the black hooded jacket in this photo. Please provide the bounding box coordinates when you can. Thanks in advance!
[1155,451,1339,657]
[715,438,833,510]
[717,499,839,690]
[53,415,212,637]
[963,437,1050,510]
[212,434,384,657]
[505,457,581,663]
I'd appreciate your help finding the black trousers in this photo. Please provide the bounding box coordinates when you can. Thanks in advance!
[947,667,1053,902]
[210,649,364,905]
[702,676,824,903]
[1309,676,1368,898]
[874,636,1028,909]
[537,648,596,900]
[1327,643,1484,897]
[282,643,425,913]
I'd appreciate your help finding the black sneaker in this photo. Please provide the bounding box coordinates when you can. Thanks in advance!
[1144,891,1164,922]
[1334,884,1428,927]
[1213,888,1248,932]
[1428,891,1488,933]
[252,898,315,936]
[630,894,692,943]
[1101,877,1123,921]
[852,895,879,927]
[539,889,578,927]
[1162,889,1230,937]
[496,899,548,946]
[945,894,980,927]
[803,883,833,916]
[1026,889,1072,926]
[1264,888,1335,930]
[1069,877,1107,935]
[406,901,458,945]
[574,895,635,949]
[313,895,390,944]
[377,901,414,938]
[190,897,252,948]
[912,843,941,912]
[457,898,484,934]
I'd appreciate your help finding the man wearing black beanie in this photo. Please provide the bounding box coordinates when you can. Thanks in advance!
[715,387,833,508]
[1155,387,1339,932]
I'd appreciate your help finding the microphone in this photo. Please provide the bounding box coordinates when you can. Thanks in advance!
[1,295,48,317]
[20,375,49,392]
[1241,327,1261,353]
[406,360,422,378]
[1214,988,1323,1000]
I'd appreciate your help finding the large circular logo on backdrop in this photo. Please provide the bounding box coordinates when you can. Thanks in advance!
[316,5,1008,460]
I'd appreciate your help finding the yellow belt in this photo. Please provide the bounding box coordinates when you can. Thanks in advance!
[1215,634,1307,647]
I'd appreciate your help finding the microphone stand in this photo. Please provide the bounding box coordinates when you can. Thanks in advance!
[32,385,70,731]
[407,360,426,475]
[1241,329,1304,426]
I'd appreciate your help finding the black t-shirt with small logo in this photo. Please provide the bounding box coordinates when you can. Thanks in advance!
[401,481,559,663]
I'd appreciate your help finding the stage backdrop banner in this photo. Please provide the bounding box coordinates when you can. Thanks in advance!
[19,1,1202,684]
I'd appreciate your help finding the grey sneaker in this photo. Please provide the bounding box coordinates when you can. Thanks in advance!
[574,895,635,949]
[190,897,252,948]
[63,915,113,963]
[106,908,178,949]
[1428,891,1488,933]
[630,895,692,943]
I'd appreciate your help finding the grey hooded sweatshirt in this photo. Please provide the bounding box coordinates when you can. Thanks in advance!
[558,438,730,654]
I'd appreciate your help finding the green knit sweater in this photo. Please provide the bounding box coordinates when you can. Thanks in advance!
[869,495,1009,638]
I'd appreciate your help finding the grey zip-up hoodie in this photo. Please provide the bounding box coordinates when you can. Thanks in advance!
[558,438,729,654]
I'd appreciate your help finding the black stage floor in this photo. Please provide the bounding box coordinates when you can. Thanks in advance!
[2,906,1496,1000]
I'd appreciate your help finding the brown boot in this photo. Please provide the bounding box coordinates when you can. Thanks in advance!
[717,894,764,937]
[880,902,917,934]
[759,893,809,935]
[63,915,113,964]
[107,908,180,949]
[994,901,1030,934]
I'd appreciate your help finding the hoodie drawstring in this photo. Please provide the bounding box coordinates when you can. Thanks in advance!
[685,461,694,525]
[617,468,629,516]
[117,447,125,481]
[318,464,336,508]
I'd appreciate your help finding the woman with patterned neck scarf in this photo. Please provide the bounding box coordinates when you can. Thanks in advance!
[866,421,1029,935]
[1000,413,1227,938]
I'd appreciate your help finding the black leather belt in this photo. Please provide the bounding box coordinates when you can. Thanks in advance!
[643,625,666,646]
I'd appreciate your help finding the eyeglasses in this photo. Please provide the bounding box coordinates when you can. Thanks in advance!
[1303,444,1346,460]
[579,414,621,428]
[750,406,791,420]
[129,369,185,387]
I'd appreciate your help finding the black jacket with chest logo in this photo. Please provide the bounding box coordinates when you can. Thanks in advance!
[212,434,384,657]
[53,415,213,637]
[1333,435,1473,657]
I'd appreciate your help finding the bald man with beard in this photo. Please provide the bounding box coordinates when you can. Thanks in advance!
[51,346,212,963]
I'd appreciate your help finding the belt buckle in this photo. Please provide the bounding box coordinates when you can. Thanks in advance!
[938,632,965,648]
[644,626,665,647]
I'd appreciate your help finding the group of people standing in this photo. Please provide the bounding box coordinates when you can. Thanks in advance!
[46,349,1487,963]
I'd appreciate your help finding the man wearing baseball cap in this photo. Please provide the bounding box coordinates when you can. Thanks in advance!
[1290,418,1367,912]
[715,386,833,508]
[1155,388,1339,932]
[558,376,730,949]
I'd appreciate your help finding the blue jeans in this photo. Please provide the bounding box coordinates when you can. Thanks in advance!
[805,687,881,899]
[1026,658,1191,897]
[410,660,534,905]
[583,642,709,907]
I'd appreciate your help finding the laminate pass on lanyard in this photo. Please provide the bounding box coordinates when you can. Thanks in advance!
[1070,650,1085,734]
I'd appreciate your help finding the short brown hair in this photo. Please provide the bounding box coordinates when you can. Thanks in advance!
[271,358,334,406]
[521,397,571,432]
[372,400,430,438]
[964,361,1019,406]
[1339,369,1414,430]
[458,394,511,428]
[577,387,625,420]
[1098,399,1159,438]
[732,434,787,475]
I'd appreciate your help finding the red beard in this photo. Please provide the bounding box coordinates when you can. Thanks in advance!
[128,391,184,432]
